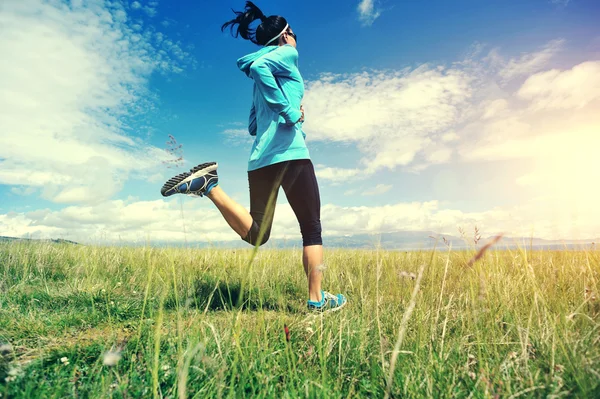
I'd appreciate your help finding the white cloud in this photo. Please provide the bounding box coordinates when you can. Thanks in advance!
[357,0,381,26]
[129,1,158,17]
[220,128,255,146]
[458,60,600,163]
[448,56,600,235]
[441,131,459,142]
[498,39,564,81]
[2,195,596,243]
[362,184,392,196]
[424,147,453,164]
[303,40,600,237]
[482,99,509,119]
[315,166,360,184]
[0,0,191,205]
[0,198,236,244]
[302,40,593,183]
[517,61,600,110]
[143,6,157,17]
[10,187,37,196]
[303,66,472,177]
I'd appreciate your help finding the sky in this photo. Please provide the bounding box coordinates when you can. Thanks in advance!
[1,0,600,245]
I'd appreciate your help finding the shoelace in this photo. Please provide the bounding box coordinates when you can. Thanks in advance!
[322,291,339,304]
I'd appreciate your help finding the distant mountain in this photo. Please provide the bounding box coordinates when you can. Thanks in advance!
[267,232,598,250]
[158,231,598,250]
[323,232,598,250]
[0,232,596,250]
[0,236,79,245]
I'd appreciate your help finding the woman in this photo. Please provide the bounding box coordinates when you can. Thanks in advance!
[160,1,346,312]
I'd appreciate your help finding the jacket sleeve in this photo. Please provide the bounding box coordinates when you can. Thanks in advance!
[248,45,302,126]
[248,103,257,136]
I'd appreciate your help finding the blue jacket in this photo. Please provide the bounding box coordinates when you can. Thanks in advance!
[237,44,310,171]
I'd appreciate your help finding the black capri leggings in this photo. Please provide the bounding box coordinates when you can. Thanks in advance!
[243,159,322,247]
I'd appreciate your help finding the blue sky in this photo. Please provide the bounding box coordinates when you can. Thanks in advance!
[1,0,599,244]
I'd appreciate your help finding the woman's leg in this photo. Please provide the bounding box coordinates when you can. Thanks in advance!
[206,166,283,247]
[209,164,281,245]
[302,244,324,302]
[206,186,253,238]
[162,162,279,245]
[242,165,281,245]
[281,160,324,302]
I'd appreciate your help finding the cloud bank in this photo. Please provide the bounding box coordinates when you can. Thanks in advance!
[0,0,191,204]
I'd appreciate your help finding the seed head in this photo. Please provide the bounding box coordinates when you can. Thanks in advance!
[103,350,122,366]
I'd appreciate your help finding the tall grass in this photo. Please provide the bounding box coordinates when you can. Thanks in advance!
[0,241,598,398]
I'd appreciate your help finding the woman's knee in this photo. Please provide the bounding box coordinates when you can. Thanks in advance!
[300,220,322,246]
[242,221,272,246]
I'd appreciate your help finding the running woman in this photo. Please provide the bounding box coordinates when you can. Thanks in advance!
[160,1,346,312]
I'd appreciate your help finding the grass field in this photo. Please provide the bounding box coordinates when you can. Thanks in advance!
[0,241,599,398]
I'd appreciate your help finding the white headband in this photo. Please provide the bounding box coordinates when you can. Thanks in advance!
[264,23,289,46]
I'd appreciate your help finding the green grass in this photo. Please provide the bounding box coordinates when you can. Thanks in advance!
[0,241,599,398]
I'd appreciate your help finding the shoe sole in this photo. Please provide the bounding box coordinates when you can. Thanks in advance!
[161,162,218,197]
[323,300,347,313]
[309,300,348,314]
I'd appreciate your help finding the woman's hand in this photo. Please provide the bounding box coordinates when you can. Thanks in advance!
[298,104,305,123]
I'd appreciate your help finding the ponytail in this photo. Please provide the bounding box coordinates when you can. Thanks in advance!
[222,1,288,46]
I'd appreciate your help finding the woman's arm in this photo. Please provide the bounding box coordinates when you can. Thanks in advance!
[249,45,302,126]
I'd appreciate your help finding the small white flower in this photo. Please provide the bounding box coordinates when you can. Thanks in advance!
[133,290,137,294]
[5,376,16,383]
[0,343,12,354]
[110,301,115,306]
[161,364,170,371]
[554,364,565,373]
[399,271,416,280]
[60,356,69,365]
[103,350,122,366]
[116,282,122,287]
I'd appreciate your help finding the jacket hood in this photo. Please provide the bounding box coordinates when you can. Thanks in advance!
[237,46,280,77]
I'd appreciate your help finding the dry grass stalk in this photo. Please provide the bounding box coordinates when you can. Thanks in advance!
[467,234,504,267]
[384,263,426,399]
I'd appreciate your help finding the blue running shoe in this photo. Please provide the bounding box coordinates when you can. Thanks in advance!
[307,291,347,313]
[161,162,219,197]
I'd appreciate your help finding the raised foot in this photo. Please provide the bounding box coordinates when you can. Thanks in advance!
[160,162,218,197]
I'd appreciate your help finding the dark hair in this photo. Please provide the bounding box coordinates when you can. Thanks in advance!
[221,1,288,46]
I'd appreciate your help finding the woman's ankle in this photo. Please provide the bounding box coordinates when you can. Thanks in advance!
[308,289,322,302]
